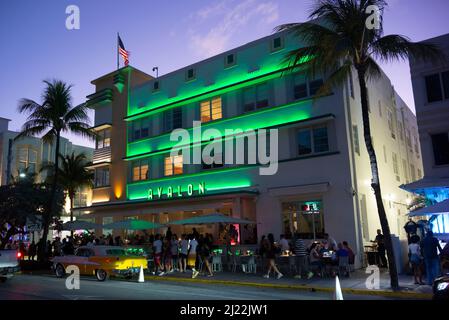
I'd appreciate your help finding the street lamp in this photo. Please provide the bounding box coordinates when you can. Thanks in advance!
[19,172,26,178]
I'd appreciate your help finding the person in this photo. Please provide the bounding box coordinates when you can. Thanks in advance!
[408,235,424,285]
[196,235,214,277]
[342,241,355,270]
[46,240,52,258]
[28,241,37,261]
[422,231,443,285]
[309,242,323,277]
[375,229,388,268]
[166,227,172,241]
[153,234,164,276]
[163,237,172,273]
[293,232,313,279]
[170,234,179,272]
[189,235,199,278]
[279,234,290,253]
[179,234,189,273]
[52,237,62,256]
[192,228,200,241]
[323,233,337,251]
[263,233,283,279]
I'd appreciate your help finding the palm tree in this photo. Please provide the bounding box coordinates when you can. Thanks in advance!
[275,0,445,289]
[42,152,93,233]
[16,80,95,258]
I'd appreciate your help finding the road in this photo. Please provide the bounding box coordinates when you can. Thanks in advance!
[0,274,400,300]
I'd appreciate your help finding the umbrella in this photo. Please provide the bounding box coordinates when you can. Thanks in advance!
[168,213,255,225]
[409,199,449,217]
[102,219,162,230]
[61,220,101,231]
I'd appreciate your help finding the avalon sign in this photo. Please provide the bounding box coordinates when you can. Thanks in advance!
[148,182,206,200]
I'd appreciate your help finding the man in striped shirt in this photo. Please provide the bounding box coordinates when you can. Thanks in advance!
[293,233,314,279]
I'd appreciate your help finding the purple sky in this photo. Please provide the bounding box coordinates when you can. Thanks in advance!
[1,0,448,148]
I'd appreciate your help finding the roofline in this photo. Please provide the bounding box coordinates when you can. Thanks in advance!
[90,65,154,85]
[0,117,11,122]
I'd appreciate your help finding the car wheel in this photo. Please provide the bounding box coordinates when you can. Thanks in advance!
[55,264,65,278]
[95,269,107,281]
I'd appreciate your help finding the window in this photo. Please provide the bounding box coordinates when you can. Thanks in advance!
[402,159,409,184]
[132,159,149,182]
[164,155,183,176]
[243,83,269,112]
[406,129,412,149]
[425,73,443,103]
[130,118,150,141]
[410,164,416,181]
[74,188,88,207]
[418,169,422,179]
[392,152,400,182]
[293,74,307,100]
[186,68,195,81]
[414,135,420,156]
[431,133,449,165]
[225,53,236,68]
[309,79,324,96]
[153,81,159,91]
[352,125,360,155]
[387,110,395,139]
[271,36,284,52]
[18,148,37,174]
[297,126,329,156]
[164,107,183,132]
[94,167,110,187]
[200,97,222,123]
[96,128,111,149]
[202,143,223,170]
[397,121,404,140]
[282,200,324,239]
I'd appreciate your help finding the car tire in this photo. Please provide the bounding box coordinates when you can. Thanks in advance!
[95,269,107,281]
[55,264,65,278]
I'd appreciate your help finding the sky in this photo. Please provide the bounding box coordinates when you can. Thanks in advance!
[1,0,448,148]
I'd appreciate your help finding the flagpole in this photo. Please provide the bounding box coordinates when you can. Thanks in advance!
[117,32,119,70]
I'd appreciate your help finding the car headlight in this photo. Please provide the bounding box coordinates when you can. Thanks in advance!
[437,282,449,291]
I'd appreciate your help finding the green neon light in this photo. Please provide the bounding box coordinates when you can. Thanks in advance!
[126,99,311,158]
[127,165,253,201]
[126,55,311,120]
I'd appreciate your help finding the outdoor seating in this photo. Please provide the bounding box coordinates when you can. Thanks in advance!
[338,256,350,278]
[211,255,223,272]
[241,256,257,274]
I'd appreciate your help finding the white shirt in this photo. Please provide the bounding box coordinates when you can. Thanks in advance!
[189,239,198,254]
[180,240,189,255]
[280,238,290,251]
[153,240,162,254]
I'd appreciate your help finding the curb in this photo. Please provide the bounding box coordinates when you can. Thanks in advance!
[143,275,433,299]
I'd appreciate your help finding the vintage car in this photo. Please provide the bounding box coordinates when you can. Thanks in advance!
[51,246,148,281]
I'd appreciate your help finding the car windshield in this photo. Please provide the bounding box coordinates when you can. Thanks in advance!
[106,249,127,256]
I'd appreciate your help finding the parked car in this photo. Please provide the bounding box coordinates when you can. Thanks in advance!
[51,246,148,281]
[0,249,21,282]
[433,273,449,300]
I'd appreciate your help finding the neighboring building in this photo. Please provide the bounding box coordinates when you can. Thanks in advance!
[0,117,94,213]
[403,33,449,238]
[78,31,422,269]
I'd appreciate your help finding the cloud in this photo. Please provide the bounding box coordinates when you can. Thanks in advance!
[188,0,279,58]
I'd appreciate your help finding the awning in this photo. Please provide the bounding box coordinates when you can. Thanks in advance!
[103,219,163,230]
[409,199,449,217]
[168,213,255,225]
[400,177,449,193]
[60,220,101,231]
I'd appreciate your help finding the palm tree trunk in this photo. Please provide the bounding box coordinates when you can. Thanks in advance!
[38,131,61,261]
[70,194,74,237]
[356,66,399,290]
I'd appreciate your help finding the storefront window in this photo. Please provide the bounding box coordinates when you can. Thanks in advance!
[281,200,324,239]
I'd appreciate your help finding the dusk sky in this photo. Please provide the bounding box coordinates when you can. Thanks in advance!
[1,0,448,147]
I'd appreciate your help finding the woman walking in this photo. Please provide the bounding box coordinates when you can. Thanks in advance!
[263,234,283,279]
[409,235,424,285]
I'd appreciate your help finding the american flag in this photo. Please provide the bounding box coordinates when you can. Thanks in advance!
[118,35,129,66]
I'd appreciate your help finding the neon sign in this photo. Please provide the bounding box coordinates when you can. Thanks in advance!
[148,182,206,200]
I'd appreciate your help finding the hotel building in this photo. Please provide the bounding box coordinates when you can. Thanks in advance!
[79,31,423,268]
[403,33,449,237]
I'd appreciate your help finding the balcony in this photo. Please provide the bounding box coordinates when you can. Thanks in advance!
[86,147,111,170]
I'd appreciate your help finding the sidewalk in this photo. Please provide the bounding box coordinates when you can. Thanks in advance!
[143,269,434,299]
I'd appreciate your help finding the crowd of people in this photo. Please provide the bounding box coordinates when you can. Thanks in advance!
[258,232,355,279]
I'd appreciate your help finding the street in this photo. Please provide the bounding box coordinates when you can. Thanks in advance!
[0,274,403,300]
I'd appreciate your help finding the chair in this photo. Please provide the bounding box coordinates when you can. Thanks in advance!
[338,256,350,278]
[230,255,242,272]
[241,256,257,274]
[212,255,223,272]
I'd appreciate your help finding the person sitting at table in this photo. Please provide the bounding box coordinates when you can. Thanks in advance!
[342,241,355,271]
[279,234,290,254]
[309,243,323,277]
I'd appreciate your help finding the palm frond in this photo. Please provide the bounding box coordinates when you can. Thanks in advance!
[66,122,96,140]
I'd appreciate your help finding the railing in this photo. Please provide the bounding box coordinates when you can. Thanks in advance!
[93,147,111,164]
